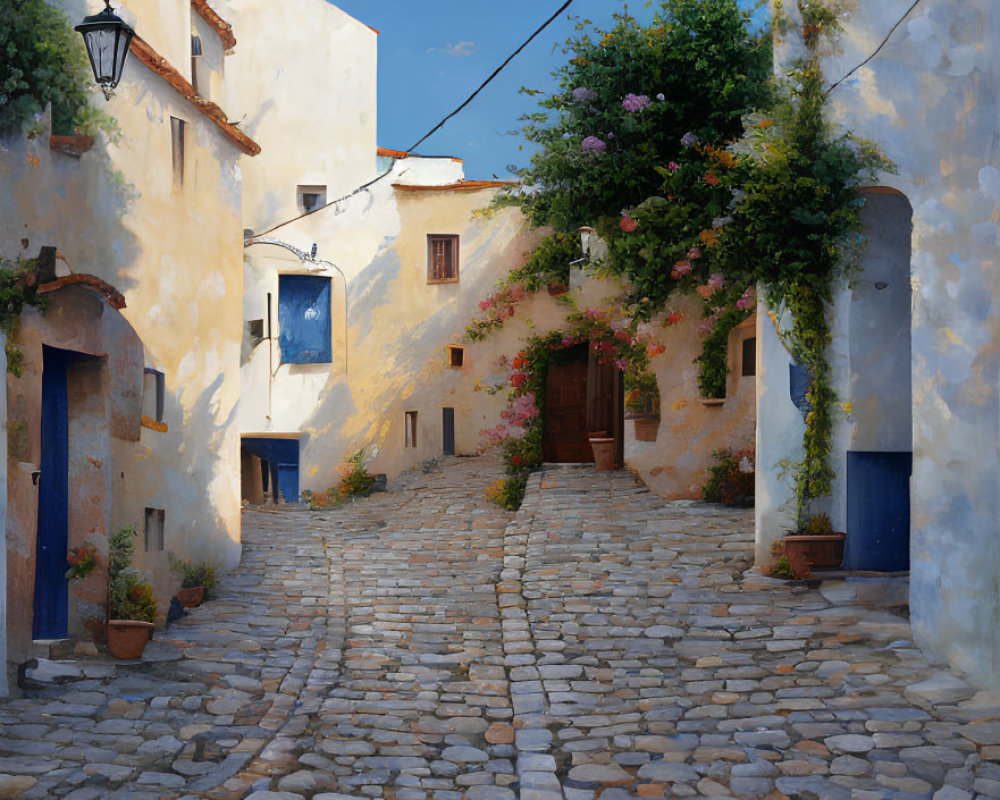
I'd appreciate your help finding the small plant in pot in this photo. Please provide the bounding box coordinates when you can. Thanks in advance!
[780,513,846,578]
[107,525,157,659]
[168,554,217,608]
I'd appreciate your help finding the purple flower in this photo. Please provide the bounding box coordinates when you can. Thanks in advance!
[581,136,606,155]
[681,131,698,148]
[622,93,651,113]
[572,86,596,104]
[707,272,725,290]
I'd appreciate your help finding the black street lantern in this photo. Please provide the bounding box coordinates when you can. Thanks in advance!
[74,1,135,100]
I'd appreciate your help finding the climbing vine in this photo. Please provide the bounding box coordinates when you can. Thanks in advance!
[1,251,48,375]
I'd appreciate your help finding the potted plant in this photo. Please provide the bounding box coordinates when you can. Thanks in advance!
[169,554,217,608]
[782,513,845,577]
[107,525,156,659]
[625,372,661,442]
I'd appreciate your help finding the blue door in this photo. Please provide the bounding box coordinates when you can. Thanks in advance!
[844,451,912,572]
[34,346,71,639]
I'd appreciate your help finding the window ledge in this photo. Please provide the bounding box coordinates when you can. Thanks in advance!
[142,415,168,432]
[700,398,725,407]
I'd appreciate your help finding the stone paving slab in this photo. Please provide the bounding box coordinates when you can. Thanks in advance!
[0,455,996,800]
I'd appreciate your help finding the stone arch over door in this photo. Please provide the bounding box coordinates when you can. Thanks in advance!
[6,284,142,661]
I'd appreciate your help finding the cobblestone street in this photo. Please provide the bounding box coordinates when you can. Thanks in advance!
[3,455,999,800]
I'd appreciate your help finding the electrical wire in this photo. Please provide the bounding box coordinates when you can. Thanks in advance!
[405,0,576,154]
[824,0,924,97]
[250,0,577,241]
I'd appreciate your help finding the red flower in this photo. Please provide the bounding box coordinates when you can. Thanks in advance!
[619,215,638,232]
[704,171,719,186]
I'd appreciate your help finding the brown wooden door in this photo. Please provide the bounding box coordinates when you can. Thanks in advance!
[544,359,592,463]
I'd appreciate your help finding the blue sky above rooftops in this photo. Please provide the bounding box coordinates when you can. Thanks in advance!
[330,1,770,181]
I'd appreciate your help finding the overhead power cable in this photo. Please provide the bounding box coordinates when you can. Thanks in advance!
[405,0,576,154]
[824,0,924,97]
[251,0,577,241]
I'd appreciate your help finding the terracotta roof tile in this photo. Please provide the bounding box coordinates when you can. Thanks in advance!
[39,274,126,309]
[130,35,260,156]
[191,0,237,51]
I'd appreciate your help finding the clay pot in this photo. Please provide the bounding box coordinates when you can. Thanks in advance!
[176,585,204,608]
[107,620,154,659]
[589,437,617,471]
[783,533,846,572]
[632,416,660,442]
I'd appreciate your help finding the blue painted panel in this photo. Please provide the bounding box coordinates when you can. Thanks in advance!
[844,451,912,572]
[242,438,300,503]
[278,275,332,364]
[34,346,71,639]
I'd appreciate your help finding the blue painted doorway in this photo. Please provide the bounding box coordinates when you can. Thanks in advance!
[34,346,72,639]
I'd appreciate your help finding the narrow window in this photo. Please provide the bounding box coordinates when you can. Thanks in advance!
[405,411,418,448]
[297,185,327,214]
[190,33,203,94]
[170,117,186,187]
[143,368,165,423]
[447,345,464,368]
[248,318,265,348]
[278,275,332,363]
[144,507,165,552]
[741,336,756,377]
[427,234,459,283]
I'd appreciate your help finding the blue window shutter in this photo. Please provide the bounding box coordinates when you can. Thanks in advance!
[278,275,332,363]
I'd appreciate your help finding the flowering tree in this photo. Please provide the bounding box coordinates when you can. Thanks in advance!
[505,0,771,232]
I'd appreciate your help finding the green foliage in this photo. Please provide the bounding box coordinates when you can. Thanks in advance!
[506,0,771,232]
[302,448,377,508]
[770,554,795,579]
[0,0,95,138]
[108,525,156,622]
[464,232,581,342]
[484,474,528,511]
[624,370,659,415]
[701,446,754,506]
[510,232,581,292]
[169,554,218,594]
[0,254,49,375]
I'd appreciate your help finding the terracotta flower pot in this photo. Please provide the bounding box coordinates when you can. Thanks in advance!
[546,282,569,297]
[632,416,660,442]
[589,437,617,471]
[107,620,155,659]
[783,533,846,571]
[176,585,204,608]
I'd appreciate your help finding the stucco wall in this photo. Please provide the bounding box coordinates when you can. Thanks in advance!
[239,157,543,492]
[765,0,1000,684]
[2,0,247,653]
[214,0,378,232]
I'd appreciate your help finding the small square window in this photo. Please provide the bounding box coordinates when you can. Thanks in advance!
[297,184,327,213]
[427,235,459,283]
[741,336,756,377]
[447,345,464,368]
[144,507,165,552]
[405,411,418,448]
[248,318,264,348]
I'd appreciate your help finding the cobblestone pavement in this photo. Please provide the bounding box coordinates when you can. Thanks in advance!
[2,455,999,800]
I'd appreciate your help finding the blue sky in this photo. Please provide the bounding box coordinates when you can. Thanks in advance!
[329,1,768,180]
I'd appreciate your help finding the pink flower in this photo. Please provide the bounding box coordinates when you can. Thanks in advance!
[668,162,679,170]
[619,215,638,232]
[736,287,756,310]
[708,272,725,290]
[671,260,692,279]
[622,93,651,113]
[686,246,702,260]
[614,359,628,370]
[582,136,606,155]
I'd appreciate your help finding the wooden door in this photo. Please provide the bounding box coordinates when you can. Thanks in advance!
[544,358,592,463]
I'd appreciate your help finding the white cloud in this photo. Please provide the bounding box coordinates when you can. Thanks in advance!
[428,41,476,57]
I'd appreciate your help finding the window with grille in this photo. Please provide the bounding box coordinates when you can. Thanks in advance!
[427,234,459,283]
